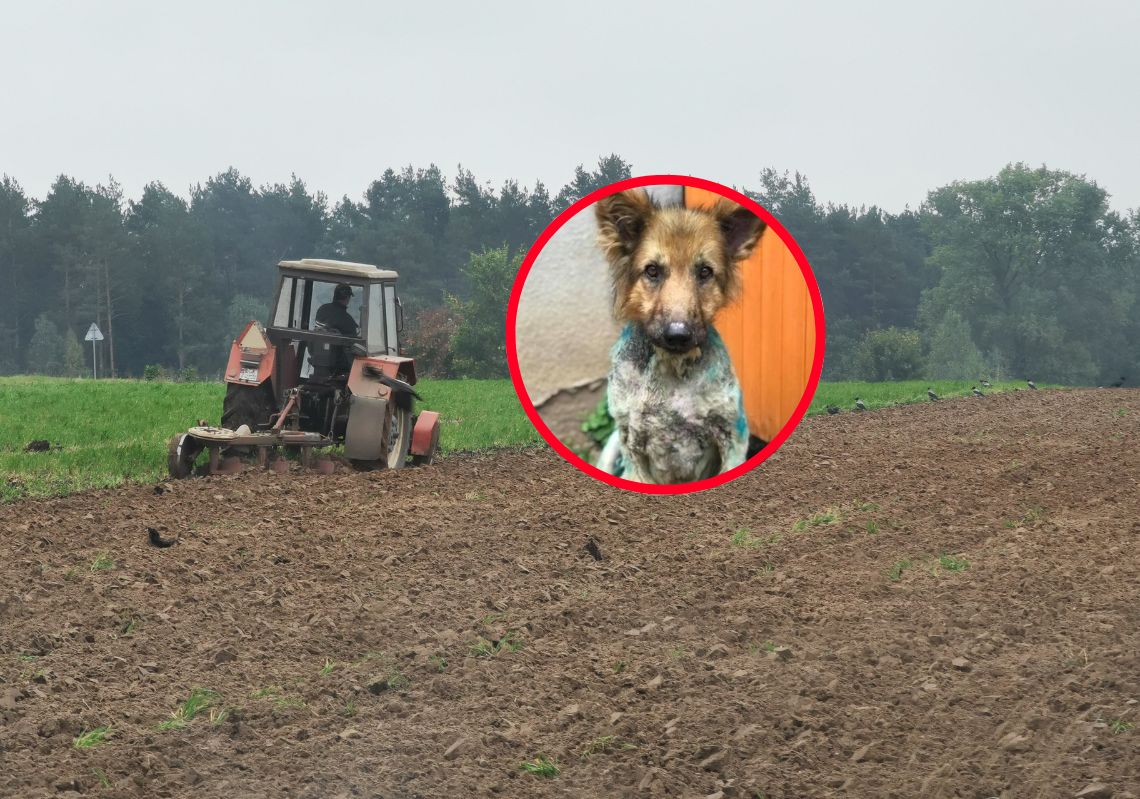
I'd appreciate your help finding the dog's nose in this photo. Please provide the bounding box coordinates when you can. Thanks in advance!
[663,321,694,349]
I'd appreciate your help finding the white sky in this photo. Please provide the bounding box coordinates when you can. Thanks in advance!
[3,0,1138,213]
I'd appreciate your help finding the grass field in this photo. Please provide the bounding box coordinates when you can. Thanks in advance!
[0,376,537,502]
[805,379,1051,415]
[0,376,1051,502]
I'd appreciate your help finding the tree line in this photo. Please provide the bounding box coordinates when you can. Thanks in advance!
[0,156,632,379]
[748,164,1139,385]
[1,157,1136,385]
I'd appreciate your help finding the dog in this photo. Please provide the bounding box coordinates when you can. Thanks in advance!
[593,188,766,484]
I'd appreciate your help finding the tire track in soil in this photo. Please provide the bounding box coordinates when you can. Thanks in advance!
[1,389,1138,798]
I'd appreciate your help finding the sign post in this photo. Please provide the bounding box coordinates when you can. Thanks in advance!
[84,323,104,379]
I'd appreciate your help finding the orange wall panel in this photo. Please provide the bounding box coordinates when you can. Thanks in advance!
[686,188,815,442]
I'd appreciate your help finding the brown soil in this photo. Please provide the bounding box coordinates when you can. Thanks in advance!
[1,389,1138,799]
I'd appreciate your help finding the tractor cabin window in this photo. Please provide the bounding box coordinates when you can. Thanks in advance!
[273,277,299,328]
[384,283,399,355]
[311,281,362,331]
[367,282,398,356]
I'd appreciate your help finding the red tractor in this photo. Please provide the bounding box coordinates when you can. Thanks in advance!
[168,259,440,477]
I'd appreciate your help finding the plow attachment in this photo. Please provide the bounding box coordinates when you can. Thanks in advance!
[166,413,441,480]
[167,426,335,479]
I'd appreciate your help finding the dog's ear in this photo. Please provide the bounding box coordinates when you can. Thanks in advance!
[711,200,766,262]
[595,189,655,263]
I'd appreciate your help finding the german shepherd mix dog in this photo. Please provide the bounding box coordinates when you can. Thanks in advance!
[594,189,765,484]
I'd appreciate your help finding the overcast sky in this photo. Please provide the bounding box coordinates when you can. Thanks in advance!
[3,0,1138,213]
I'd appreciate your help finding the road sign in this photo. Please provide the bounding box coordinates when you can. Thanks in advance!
[86,322,104,379]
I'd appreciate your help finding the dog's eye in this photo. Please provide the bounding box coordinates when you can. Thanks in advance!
[643,263,661,281]
[697,264,714,281]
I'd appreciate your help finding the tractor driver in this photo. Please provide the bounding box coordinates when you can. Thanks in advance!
[313,283,360,376]
[315,283,360,338]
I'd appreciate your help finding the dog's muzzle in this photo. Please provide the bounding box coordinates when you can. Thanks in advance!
[660,321,700,353]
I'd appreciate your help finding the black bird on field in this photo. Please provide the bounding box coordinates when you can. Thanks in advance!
[826,404,840,415]
[927,388,939,401]
[972,386,984,397]
[583,536,604,561]
[1027,379,1037,390]
[1110,376,1126,388]
[147,527,177,548]
[981,380,992,388]
[855,398,866,411]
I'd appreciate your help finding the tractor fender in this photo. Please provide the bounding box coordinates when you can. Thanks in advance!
[344,394,389,461]
[411,411,440,461]
[350,356,416,388]
[372,355,416,385]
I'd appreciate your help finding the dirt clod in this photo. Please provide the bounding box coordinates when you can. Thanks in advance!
[444,738,469,760]
[998,732,1031,752]
[767,645,793,661]
[697,748,727,772]
[559,703,582,720]
[851,741,885,763]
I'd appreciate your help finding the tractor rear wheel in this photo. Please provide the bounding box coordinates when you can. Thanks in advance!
[221,383,275,432]
[221,383,275,457]
[386,406,412,470]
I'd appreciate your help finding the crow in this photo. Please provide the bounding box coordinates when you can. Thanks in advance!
[1027,380,1037,390]
[147,527,177,548]
[1111,376,1126,388]
[855,398,866,411]
[972,386,984,397]
[826,405,840,415]
[583,537,604,561]
[927,388,939,401]
[981,380,992,388]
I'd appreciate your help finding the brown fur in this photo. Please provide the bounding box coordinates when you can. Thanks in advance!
[595,190,766,354]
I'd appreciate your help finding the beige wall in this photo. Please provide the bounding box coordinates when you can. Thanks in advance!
[516,208,617,405]
[516,185,681,406]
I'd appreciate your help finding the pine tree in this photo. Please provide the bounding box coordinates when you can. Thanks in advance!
[27,314,65,376]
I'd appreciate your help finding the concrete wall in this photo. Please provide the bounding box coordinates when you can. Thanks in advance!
[515,185,682,406]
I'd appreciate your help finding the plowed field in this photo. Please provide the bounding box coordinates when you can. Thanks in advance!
[2,389,1137,798]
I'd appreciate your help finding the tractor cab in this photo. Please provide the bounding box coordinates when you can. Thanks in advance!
[272,258,405,357]
[269,259,404,379]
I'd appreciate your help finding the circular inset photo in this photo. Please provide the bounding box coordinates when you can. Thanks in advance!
[507,176,824,493]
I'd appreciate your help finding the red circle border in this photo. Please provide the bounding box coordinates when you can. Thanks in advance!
[505,174,827,495]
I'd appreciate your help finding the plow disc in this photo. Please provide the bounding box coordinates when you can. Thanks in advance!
[167,432,207,479]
